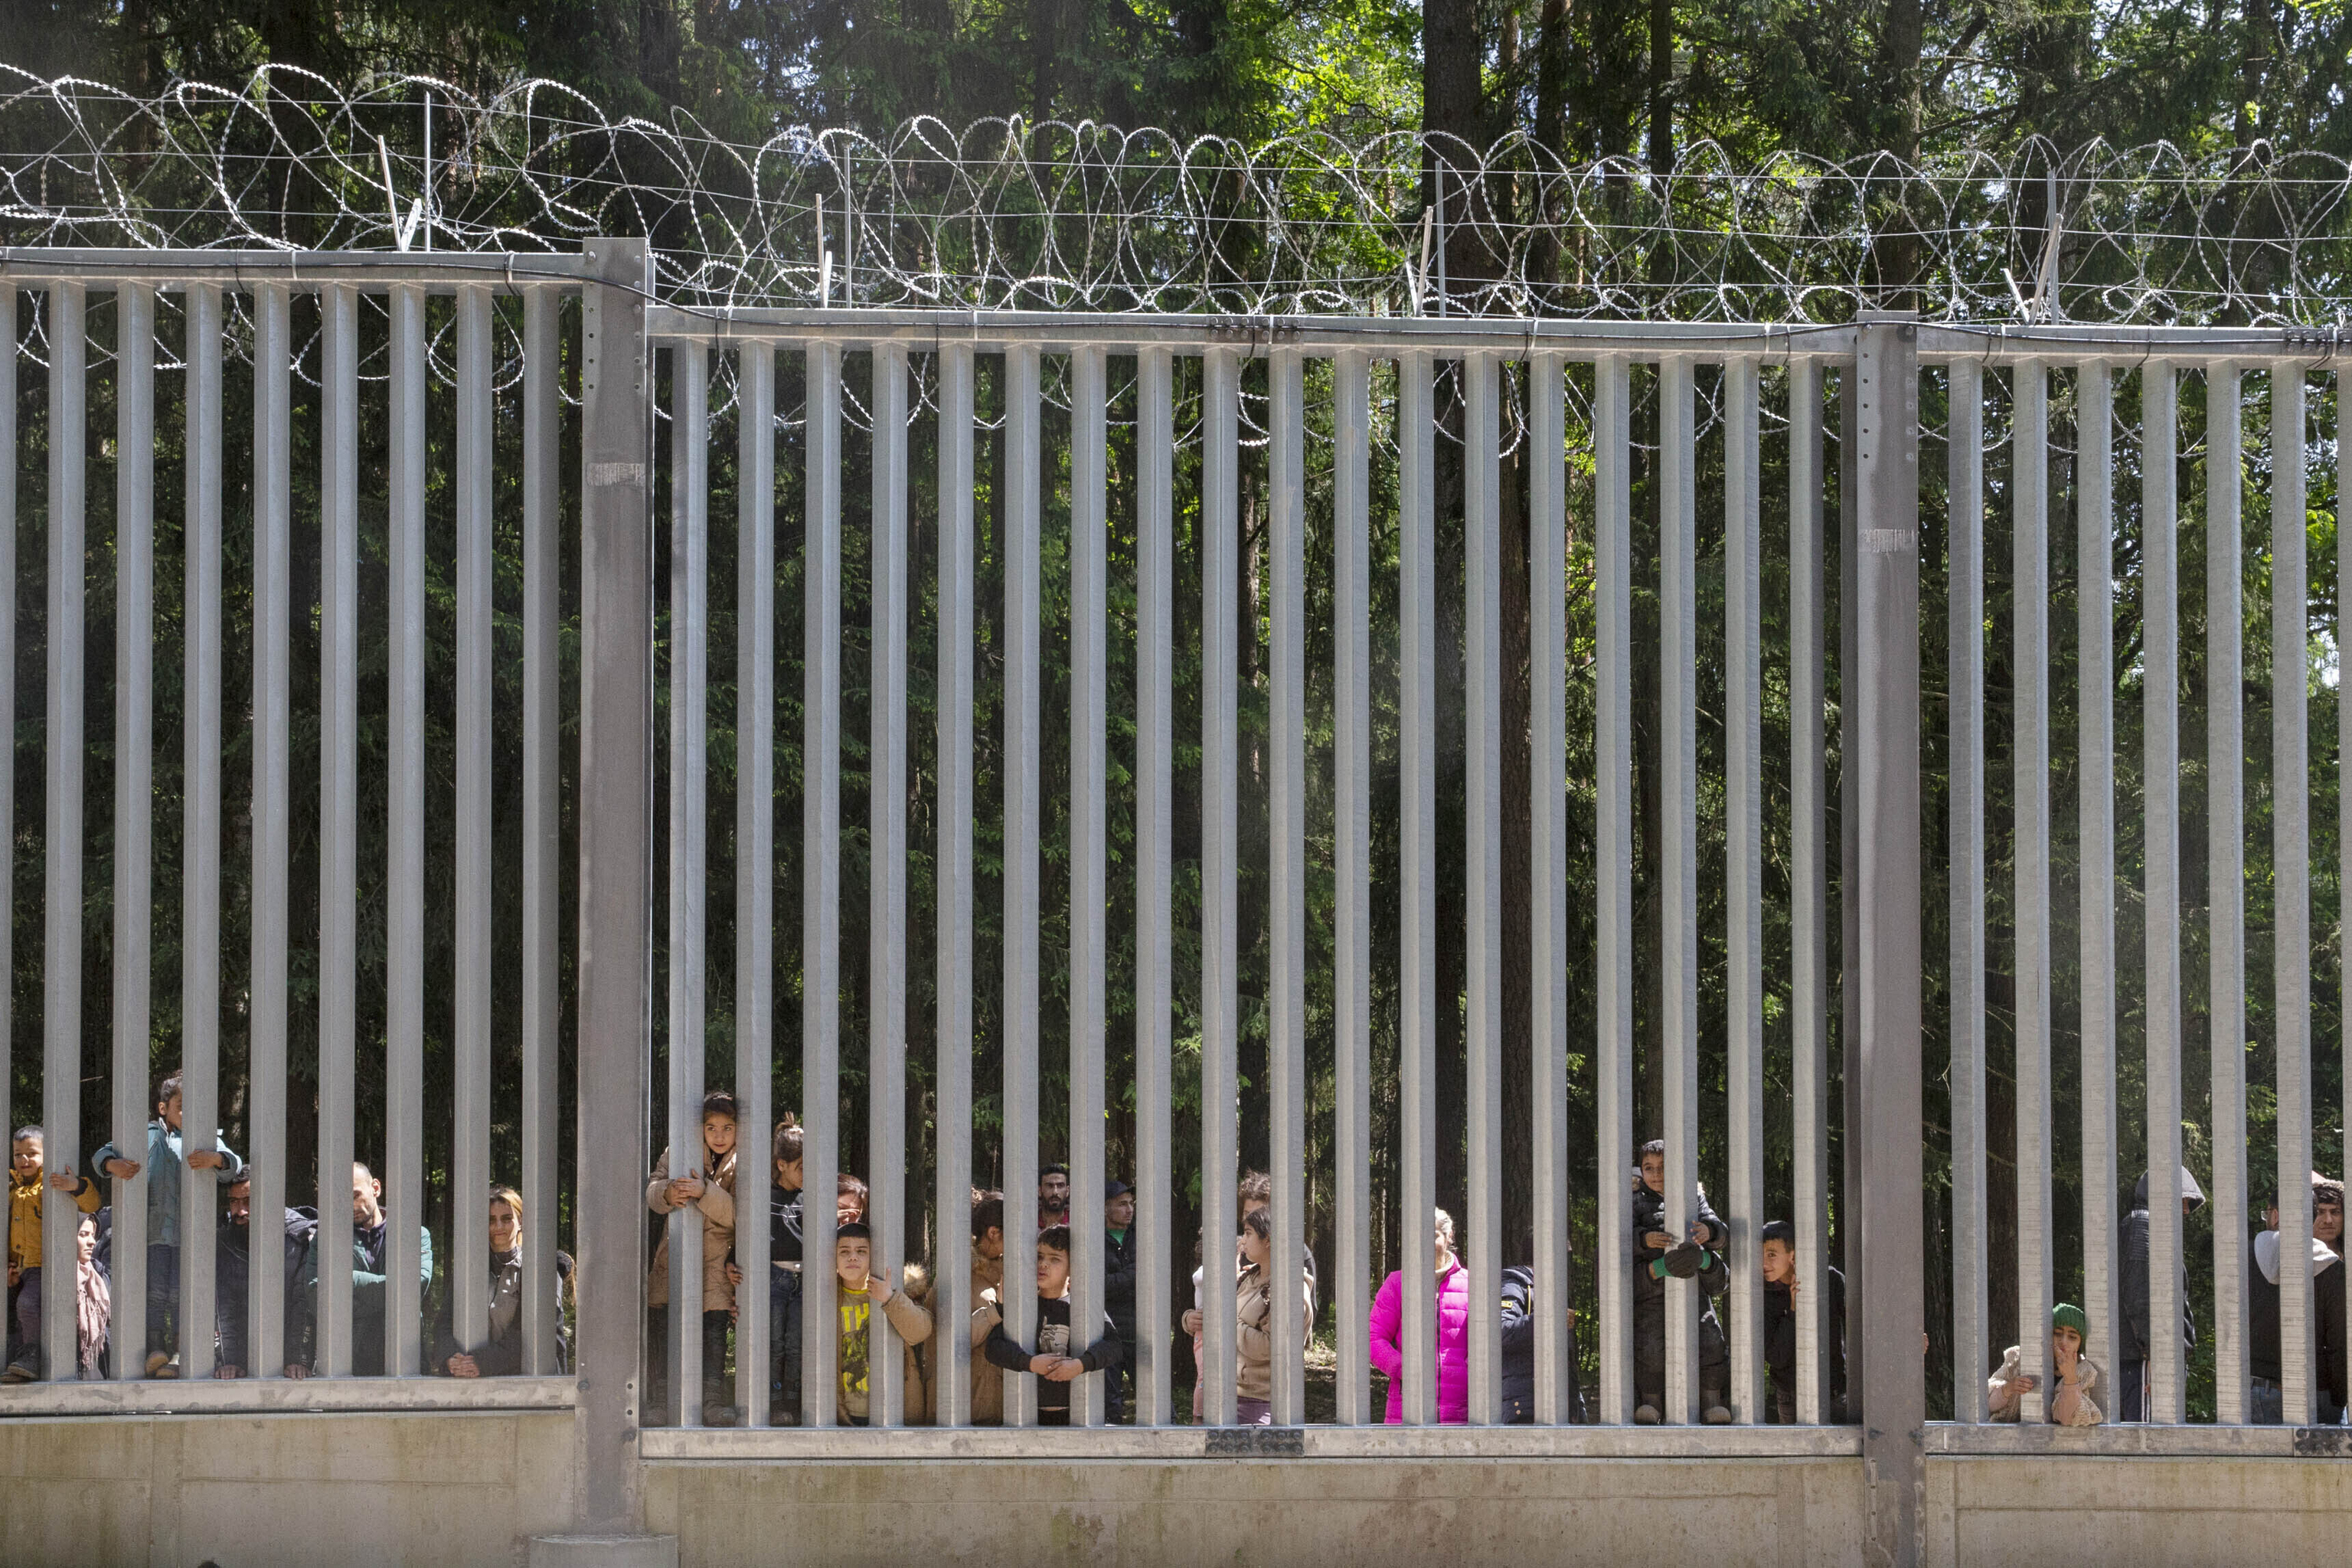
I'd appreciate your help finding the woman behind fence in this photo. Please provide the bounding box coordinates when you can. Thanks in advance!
[434,1184,570,1377]
[1367,1208,1471,1423]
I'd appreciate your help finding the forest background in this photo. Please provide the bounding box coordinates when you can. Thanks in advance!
[1,0,2347,1420]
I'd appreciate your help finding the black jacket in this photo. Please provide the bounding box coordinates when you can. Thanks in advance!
[2120,1168,2205,1364]
[771,1187,805,1263]
[1631,1175,1730,1305]
[2250,1231,2346,1394]
[1764,1266,1847,1421]
[217,1206,318,1373]
[1499,1264,1589,1423]
[983,1295,1125,1421]
[1104,1227,1139,1341]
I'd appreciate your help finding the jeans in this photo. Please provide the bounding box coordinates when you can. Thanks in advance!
[1234,1396,1273,1426]
[768,1266,805,1421]
[2252,1376,2285,1424]
[10,1267,40,1365]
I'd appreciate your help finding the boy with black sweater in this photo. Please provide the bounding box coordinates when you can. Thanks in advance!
[980,1223,1123,1425]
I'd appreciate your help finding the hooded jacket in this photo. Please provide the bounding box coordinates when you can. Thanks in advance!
[2250,1225,2342,1387]
[1368,1260,1471,1423]
[2119,1167,2206,1365]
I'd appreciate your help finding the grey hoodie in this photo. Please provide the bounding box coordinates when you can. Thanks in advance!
[2120,1167,2206,1364]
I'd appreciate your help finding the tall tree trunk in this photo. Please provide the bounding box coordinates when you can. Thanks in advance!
[1647,0,1674,175]
[1501,423,1536,1260]
[1870,0,1925,305]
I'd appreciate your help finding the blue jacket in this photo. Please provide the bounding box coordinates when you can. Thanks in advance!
[90,1122,244,1247]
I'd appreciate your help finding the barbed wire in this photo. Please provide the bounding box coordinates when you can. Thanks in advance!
[1,65,2347,327]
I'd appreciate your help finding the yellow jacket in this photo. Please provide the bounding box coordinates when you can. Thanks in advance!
[9,1165,101,1271]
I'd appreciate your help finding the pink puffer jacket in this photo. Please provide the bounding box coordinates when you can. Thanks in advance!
[1367,1261,1470,1423]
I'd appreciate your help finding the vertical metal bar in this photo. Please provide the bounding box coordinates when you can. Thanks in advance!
[1069,342,1108,1427]
[576,237,653,1530]
[1528,352,1570,1426]
[1134,345,1174,1428]
[934,341,975,1427]
[0,288,11,1331]
[1268,345,1308,1428]
[2271,363,2313,1425]
[1946,356,1987,1423]
[454,285,495,1361]
[1200,344,1240,1428]
[178,285,221,1383]
[1002,339,1043,1428]
[1725,354,1764,1426]
[734,340,776,1424]
[1790,356,1829,1423]
[247,280,291,1381]
[1396,348,1438,1426]
[665,338,709,1426]
[2013,358,2053,1424]
[1334,348,1374,1428]
[387,283,429,1379]
[2079,361,2121,1385]
[2207,362,2250,1426]
[315,283,360,1379]
[521,284,561,1377]
[1659,354,1700,1425]
[41,280,83,1383]
[801,340,842,1427]
[111,282,155,1378]
[2342,366,2352,1437]
[1594,353,1635,1425]
[2143,362,2187,1426]
[1463,350,1504,1428]
[870,341,910,1426]
[1852,314,1924,1564]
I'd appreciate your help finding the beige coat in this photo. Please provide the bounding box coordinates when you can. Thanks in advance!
[838,1263,937,1424]
[965,1251,1007,1424]
[1988,1344,2104,1426]
[646,1145,738,1312]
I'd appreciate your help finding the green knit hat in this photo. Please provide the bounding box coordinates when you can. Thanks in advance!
[2052,1302,2089,1345]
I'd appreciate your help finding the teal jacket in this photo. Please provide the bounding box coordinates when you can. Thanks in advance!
[90,1121,245,1247]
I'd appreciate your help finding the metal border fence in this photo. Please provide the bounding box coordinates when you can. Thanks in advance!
[0,240,2344,1561]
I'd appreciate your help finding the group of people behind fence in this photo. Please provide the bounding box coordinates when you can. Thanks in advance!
[5,1068,570,1384]
[24,1083,2347,1430]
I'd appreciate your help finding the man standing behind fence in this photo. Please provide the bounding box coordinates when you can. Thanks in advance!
[299,1162,433,1377]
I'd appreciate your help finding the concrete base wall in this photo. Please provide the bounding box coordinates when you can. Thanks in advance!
[18,1418,2352,1567]
[0,1411,579,1568]
[1926,1455,2352,1567]
[645,1455,1867,1567]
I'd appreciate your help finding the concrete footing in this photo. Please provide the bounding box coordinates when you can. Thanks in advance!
[530,1533,681,1568]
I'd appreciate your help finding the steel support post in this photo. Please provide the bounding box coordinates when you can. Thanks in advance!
[562,237,657,1547]
[1852,315,1924,1568]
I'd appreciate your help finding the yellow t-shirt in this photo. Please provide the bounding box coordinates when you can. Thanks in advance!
[838,1285,872,1416]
